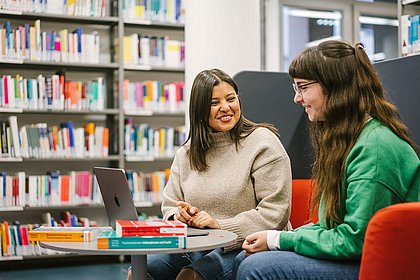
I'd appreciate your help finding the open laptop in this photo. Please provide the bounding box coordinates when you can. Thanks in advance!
[93,167,209,237]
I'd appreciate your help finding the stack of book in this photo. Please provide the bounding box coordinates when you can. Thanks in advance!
[97,220,187,249]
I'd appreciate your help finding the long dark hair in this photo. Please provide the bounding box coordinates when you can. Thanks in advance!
[289,40,417,228]
[187,68,277,171]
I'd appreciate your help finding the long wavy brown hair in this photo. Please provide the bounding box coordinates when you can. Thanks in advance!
[289,40,418,228]
[187,69,277,172]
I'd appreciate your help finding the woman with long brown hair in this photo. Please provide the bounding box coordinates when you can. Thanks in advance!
[127,68,292,280]
[233,40,419,279]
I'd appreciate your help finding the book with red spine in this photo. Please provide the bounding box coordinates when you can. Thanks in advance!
[116,220,187,237]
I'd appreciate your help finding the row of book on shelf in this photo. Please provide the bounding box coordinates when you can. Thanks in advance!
[1,74,105,111]
[0,117,109,159]
[0,20,100,63]
[0,0,107,17]
[119,34,185,68]
[0,115,187,159]
[122,80,184,113]
[122,0,185,24]
[0,210,100,257]
[401,14,420,56]
[123,120,186,158]
[0,169,170,208]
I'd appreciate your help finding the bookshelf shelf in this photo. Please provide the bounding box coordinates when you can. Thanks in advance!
[19,156,120,162]
[0,256,23,261]
[124,19,184,29]
[0,108,23,113]
[0,157,23,162]
[0,206,24,212]
[123,65,184,72]
[0,61,119,71]
[22,109,119,115]
[0,0,185,261]
[398,0,420,55]
[125,156,174,162]
[0,10,119,25]
[124,110,184,117]
[0,201,156,211]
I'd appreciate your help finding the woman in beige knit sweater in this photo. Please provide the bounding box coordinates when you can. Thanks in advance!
[129,68,292,280]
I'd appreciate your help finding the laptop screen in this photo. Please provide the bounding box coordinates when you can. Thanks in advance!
[93,166,209,237]
[93,167,138,229]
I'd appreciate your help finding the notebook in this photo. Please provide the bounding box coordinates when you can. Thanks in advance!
[93,167,209,237]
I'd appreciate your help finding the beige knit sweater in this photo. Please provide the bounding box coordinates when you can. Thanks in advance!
[161,127,292,250]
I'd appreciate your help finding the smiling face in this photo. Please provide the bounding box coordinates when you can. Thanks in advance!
[293,78,326,122]
[209,81,241,132]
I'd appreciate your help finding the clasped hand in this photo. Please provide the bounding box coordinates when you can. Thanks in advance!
[174,201,220,229]
[242,231,269,255]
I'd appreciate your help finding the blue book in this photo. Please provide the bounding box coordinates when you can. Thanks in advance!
[60,121,75,155]
[24,24,30,59]
[72,28,83,60]
[175,0,181,22]
[125,170,134,195]
[47,170,60,204]
[4,21,11,54]
[1,172,7,206]
[97,230,186,249]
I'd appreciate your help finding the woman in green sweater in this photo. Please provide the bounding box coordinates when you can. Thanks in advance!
[233,40,420,279]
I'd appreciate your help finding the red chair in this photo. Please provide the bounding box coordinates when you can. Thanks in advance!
[290,179,318,229]
[359,202,420,280]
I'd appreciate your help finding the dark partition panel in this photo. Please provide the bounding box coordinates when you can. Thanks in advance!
[234,57,419,179]
[234,71,313,179]
[374,55,420,146]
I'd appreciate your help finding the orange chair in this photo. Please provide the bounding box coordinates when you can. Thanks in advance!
[290,179,318,229]
[359,202,420,280]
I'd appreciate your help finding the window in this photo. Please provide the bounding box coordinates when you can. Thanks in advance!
[359,15,398,61]
[263,0,398,71]
[282,6,342,70]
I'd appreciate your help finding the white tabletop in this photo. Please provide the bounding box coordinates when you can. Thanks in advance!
[40,229,238,255]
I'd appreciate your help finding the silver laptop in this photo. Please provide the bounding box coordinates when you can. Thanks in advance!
[93,167,209,236]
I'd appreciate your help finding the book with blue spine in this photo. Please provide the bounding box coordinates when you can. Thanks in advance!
[97,230,186,249]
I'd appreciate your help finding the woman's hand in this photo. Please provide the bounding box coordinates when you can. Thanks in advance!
[174,201,200,225]
[242,231,269,255]
[189,211,220,229]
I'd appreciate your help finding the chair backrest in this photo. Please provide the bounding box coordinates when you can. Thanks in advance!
[359,202,420,280]
[290,179,317,229]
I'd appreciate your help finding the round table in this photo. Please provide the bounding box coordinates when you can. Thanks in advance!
[40,229,237,280]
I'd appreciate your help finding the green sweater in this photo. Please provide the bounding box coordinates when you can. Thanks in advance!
[280,119,420,260]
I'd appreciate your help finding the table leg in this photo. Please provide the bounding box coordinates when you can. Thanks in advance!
[131,255,147,280]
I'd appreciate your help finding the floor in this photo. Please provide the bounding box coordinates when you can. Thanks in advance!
[0,256,131,280]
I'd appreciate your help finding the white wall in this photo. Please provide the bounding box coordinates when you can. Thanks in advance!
[184,0,261,126]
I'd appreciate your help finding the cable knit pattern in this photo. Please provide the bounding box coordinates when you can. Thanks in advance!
[162,127,292,250]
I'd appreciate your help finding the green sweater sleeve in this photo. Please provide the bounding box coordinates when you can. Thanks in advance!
[280,179,396,259]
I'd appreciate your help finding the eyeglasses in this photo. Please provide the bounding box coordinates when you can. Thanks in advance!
[292,81,318,96]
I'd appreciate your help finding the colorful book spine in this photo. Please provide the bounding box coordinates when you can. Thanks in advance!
[97,230,186,249]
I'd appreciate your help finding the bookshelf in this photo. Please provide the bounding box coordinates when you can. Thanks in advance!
[0,0,185,261]
[397,0,420,56]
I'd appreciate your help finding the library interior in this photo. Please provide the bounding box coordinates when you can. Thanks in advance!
[0,0,419,280]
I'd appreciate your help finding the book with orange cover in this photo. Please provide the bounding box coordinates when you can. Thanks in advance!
[116,220,187,237]
[28,226,100,242]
